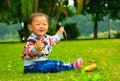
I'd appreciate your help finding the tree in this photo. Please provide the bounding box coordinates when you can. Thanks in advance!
[0,0,22,23]
[83,0,106,38]
[107,0,120,20]
[0,0,11,22]
[83,0,120,39]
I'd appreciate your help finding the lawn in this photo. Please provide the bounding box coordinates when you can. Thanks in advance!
[0,39,120,81]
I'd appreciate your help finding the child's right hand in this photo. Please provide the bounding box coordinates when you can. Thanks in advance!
[35,40,43,51]
[37,40,43,46]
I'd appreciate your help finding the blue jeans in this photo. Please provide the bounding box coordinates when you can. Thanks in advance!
[24,60,74,73]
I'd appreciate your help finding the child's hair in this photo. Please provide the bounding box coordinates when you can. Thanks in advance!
[29,13,48,24]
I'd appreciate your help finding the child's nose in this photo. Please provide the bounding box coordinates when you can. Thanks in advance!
[39,24,44,28]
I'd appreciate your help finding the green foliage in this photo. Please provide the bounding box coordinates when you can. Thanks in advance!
[64,22,80,40]
[0,23,21,40]
[0,0,22,23]
[62,14,120,37]
[84,0,120,20]
[22,0,34,22]
[107,0,120,19]
[82,0,120,38]
[0,0,11,22]
[47,25,56,35]
[66,6,77,16]
[0,14,120,41]
[114,31,120,38]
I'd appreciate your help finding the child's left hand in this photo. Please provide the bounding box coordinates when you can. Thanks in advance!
[58,26,64,35]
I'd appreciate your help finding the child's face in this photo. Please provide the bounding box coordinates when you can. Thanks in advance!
[30,16,48,38]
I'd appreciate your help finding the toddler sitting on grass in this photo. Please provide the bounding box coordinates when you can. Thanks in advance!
[21,13,83,73]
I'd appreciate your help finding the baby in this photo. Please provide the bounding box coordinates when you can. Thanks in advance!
[21,13,83,73]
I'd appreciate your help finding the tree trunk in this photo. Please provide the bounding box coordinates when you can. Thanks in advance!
[23,21,29,41]
[93,13,99,39]
[34,0,38,12]
[108,14,111,39]
[93,21,98,39]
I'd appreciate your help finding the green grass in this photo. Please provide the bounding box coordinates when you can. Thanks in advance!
[0,39,120,81]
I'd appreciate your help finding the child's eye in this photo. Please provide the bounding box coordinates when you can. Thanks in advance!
[43,23,47,26]
[36,24,40,26]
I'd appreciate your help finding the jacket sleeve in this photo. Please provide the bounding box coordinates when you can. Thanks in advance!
[50,32,63,46]
[22,40,40,59]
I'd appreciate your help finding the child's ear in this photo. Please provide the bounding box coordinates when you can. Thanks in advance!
[29,25,33,31]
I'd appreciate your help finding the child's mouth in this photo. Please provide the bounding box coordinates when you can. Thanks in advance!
[39,30,45,32]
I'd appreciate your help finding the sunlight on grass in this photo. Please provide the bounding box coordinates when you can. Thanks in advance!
[0,39,120,81]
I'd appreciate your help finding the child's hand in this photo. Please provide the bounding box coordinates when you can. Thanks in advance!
[35,40,43,51]
[58,26,64,35]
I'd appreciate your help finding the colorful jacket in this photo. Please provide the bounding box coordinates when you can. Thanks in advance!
[22,32,62,66]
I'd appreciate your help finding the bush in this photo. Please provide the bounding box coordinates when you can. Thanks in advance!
[64,23,80,40]
[47,25,56,35]
[18,28,25,42]
[114,31,120,38]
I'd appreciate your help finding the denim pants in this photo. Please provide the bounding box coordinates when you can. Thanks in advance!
[24,60,74,73]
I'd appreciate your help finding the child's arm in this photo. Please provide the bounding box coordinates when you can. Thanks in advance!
[58,26,64,35]
[22,39,44,59]
[50,27,64,46]
[22,27,64,59]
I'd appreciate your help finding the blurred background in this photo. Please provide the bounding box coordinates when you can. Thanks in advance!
[0,0,120,42]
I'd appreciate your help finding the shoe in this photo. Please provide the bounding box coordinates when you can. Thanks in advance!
[74,57,83,69]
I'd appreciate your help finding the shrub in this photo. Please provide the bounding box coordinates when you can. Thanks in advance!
[114,31,120,38]
[64,23,80,40]
[47,25,56,35]
[18,28,25,42]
